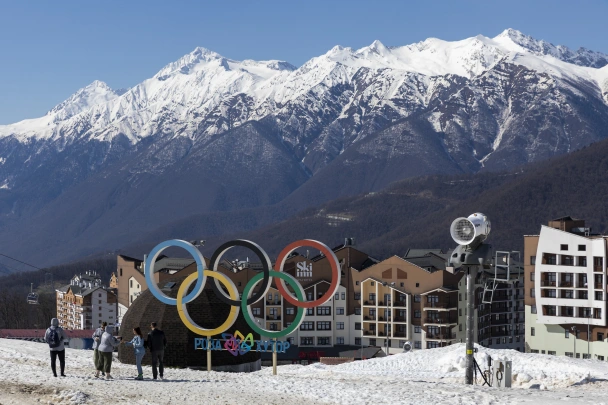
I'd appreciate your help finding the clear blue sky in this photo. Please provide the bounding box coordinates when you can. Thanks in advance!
[0,0,607,124]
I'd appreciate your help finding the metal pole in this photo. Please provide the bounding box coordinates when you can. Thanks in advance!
[386,297,389,355]
[465,266,477,385]
[207,346,211,372]
[272,338,277,375]
[588,316,590,358]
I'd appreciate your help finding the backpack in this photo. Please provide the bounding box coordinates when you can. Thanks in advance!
[47,328,61,349]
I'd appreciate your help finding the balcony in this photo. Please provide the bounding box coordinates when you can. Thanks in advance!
[393,316,407,323]
[266,300,281,306]
[595,283,603,290]
[363,330,376,336]
[393,332,407,338]
[492,295,511,302]
[491,330,511,338]
[424,301,457,310]
[541,280,556,287]
[266,315,281,320]
[364,301,376,306]
[363,315,376,321]
[491,318,511,325]
[426,332,457,340]
[424,317,456,325]
[595,266,603,273]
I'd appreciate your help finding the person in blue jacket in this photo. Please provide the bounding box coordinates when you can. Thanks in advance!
[122,326,145,380]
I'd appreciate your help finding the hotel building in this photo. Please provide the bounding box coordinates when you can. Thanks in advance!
[525,216,608,359]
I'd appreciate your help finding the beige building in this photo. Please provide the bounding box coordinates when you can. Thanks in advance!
[525,217,608,359]
[56,271,117,330]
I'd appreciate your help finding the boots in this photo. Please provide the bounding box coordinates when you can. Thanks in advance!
[94,370,100,378]
[105,374,113,380]
[135,374,143,380]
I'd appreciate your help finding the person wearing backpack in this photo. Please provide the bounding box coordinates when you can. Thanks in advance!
[44,318,66,377]
[122,326,145,380]
[92,322,107,377]
[95,325,121,380]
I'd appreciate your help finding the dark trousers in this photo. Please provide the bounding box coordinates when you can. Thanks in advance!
[97,351,113,373]
[151,350,164,379]
[50,350,65,376]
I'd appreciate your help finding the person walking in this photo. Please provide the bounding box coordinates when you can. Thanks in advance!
[44,318,66,377]
[147,322,167,380]
[92,322,107,377]
[96,324,121,380]
[122,327,145,380]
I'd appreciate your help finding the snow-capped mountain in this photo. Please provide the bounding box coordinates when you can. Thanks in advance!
[0,29,607,268]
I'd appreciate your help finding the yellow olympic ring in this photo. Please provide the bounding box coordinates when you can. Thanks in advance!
[177,270,240,337]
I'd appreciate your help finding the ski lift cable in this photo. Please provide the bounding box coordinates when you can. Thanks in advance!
[0,253,43,270]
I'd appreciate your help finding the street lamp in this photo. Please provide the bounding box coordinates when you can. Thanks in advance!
[382,281,395,355]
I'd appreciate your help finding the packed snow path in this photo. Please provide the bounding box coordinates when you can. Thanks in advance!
[1,339,608,404]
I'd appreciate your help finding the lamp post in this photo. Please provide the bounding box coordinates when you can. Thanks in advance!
[571,326,578,358]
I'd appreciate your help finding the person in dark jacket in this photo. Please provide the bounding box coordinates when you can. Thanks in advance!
[92,321,107,377]
[147,322,167,380]
[44,318,66,377]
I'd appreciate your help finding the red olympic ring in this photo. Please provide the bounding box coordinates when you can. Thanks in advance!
[274,239,341,308]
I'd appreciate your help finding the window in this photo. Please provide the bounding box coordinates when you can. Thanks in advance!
[301,337,314,345]
[286,322,291,327]
[286,307,295,315]
[531,327,535,336]
[565,352,573,358]
[531,305,537,314]
[306,292,313,301]
[300,322,314,331]
[578,245,586,251]
[119,269,122,277]
[560,244,568,251]
[598,332,605,342]
[371,281,375,286]
[414,326,421,333]
[253,308,261,316]
[530,256,536,265]
[530,288,535,298]
[414,295,421,302]
[354,292,361,300]
[459,324,462,331]
[541,350,545,354]
[336,307,345,315]
[414,310,421,319]
[267,293,272,301]
[531,350,539,354]
[596,291,603,301]
[99,293,101,297]
[317,306,331,316]
[287,337,294,345]
[306,308,314,316]
[317,321,331,330]
[414,341,421,349]
[354,308,361,315]
[530,272,535,281]
[335,293,339,300]
[369,339,377,346]
[576,353,580,358]
[400,282,404,287]
[336,322,344,330]
[341,292,345,300]
[416,283,419,288]
[269,323,277,331]
[459,309,462,316]
[565,330,569,338]
[237,281,242,287]
[354,322,361,330]
[368,293,376,302]
[130,280,133,288]
[356,281,359,285]
[355,337,361,345]
[583,354,591,359]
[579,257,587,266]
[548,351,556,355]
[459,293,462,301]
[336,337,344,345]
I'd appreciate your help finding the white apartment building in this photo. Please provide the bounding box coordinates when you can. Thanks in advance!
[525,217,608,359]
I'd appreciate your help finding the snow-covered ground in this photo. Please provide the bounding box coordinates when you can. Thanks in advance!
[1,339,608,404]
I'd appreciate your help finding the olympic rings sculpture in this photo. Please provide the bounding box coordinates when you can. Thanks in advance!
[145,239,340,338]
